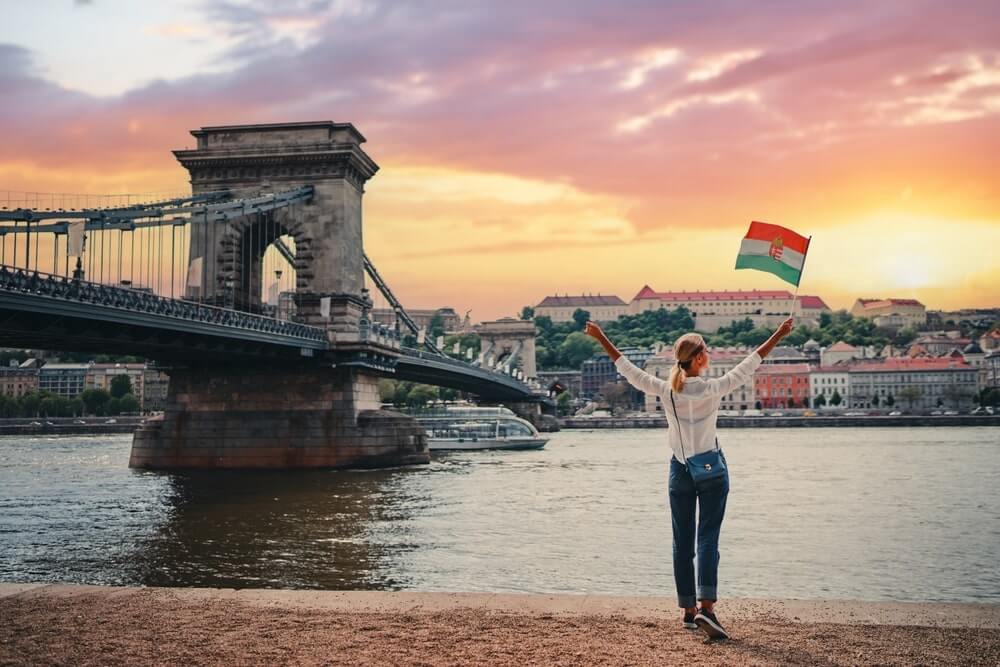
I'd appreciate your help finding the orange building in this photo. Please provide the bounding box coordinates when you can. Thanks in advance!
[754,363,811,409]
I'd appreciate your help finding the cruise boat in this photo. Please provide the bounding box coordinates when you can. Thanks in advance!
[409,406,548,451]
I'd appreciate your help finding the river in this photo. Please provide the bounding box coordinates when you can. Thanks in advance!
[1,427,997,602]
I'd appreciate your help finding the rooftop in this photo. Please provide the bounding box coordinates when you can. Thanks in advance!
[536,294,626,308]
[856,298,925,309]
[849,358,971,372]
[755,363,812,375]
[631,285,793,302]
[798,295,830,310]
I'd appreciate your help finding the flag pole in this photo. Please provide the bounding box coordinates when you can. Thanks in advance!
[790,235,812,320]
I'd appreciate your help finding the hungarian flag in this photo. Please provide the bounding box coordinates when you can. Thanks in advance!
[735,221,811,286]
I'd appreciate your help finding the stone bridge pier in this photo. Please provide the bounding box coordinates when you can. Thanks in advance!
[130,122,427,469]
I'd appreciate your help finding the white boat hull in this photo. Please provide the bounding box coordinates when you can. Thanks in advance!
[428,438,548,452]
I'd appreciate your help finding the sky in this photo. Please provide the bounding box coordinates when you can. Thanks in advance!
[2,0,999,321]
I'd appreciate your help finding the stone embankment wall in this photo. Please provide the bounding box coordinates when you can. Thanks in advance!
[560,415,1000,429]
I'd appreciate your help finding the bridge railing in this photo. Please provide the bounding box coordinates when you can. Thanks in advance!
[0,266,327,345]
[399,345,537,390]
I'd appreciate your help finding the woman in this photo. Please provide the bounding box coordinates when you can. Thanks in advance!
[585,317,794,640]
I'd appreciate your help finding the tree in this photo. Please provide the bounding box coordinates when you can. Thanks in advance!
[107,397,122,416]
[405,385,438,409]
[427,312,446,339]
[439,387,459,402]
[571,308,591,331]
[871,396,880,407]
[110,374,132,399]
[819,311,833,328]
[378,379,397,403]
[118,394,140,414]
[18,392,41,417]
[899,386,921,411]
[942,384,971,410]
[520,306,535,320]
[80,388,111,416]
[0,395,17,417]
[559,332,601,369]
[814,394,826,408]
[885,394,895,407]
[392,381,413,406]
[830,390,842,407]
[556,391,573,416]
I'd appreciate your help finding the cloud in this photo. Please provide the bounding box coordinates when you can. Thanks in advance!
[2,1,1000,315]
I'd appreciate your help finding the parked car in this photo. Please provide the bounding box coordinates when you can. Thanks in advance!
[29,421,42,426]
[930,410,944,416]
[943,410,959,416]
[843,411,866,416]
[767,412,785,417]
[74,419,86,424]
[888,411,902,416]
[105,418,118,424]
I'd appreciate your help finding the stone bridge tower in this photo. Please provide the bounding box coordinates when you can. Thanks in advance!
[130,122,427,470]
[475,317,537,380]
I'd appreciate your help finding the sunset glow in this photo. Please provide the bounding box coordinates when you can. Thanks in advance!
[2,1,998,320]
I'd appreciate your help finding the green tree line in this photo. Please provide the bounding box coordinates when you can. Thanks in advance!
[0,389,140,418]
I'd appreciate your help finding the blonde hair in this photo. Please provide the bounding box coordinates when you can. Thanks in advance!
[669,333,706,393]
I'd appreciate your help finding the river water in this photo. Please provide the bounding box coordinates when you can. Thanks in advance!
[1,427,998,603]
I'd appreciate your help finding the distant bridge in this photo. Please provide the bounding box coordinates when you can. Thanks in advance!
[0,121,549,468]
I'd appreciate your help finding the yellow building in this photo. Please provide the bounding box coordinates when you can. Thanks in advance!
[850,298,926,329]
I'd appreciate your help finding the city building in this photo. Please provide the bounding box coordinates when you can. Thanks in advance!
[980,326,1000,352]
[797,295,831,322]
[0,362,39,398]
[534,294,628,323]
[809,366,850,408]
[754,363,811,409]
[847,358,978,411]
[38,363,90,398]
[821,341,859,366]
[628,286,829,332]
[762,346,810,365]
[581,347,650,409]
[371,307,465,333]
[909,334,973,356]
[985,350,1000,390]
[850,298,927,329]
[961,342,989,390]
[87,363,147,399]
[581,356,617,399]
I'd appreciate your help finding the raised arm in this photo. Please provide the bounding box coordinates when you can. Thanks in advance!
[756,317,795,360]
[704,317,794,397]
[585,321,669,396]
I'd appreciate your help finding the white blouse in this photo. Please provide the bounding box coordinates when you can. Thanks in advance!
[614,352,762,463]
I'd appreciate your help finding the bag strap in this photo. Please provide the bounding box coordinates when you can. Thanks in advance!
[669,389,688,464]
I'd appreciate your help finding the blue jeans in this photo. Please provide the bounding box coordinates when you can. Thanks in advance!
[668,455,730,609]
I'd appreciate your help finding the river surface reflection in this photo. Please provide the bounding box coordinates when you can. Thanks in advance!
[1,428,998,602]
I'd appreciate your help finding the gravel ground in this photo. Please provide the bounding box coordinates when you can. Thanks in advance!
[1,586,997,666]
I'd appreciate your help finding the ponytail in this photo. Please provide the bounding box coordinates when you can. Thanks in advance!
[670,333,706,394]
[669,365,686,393]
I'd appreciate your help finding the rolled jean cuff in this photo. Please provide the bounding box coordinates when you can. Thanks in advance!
[678,594,697,609]
[697,586,717,601]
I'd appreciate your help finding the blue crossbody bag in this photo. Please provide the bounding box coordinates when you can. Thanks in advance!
[670,389,727,487]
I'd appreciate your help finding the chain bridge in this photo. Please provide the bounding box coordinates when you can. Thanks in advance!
[0,122,550,469]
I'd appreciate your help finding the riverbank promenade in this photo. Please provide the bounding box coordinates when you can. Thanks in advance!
[2,584,997,666]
